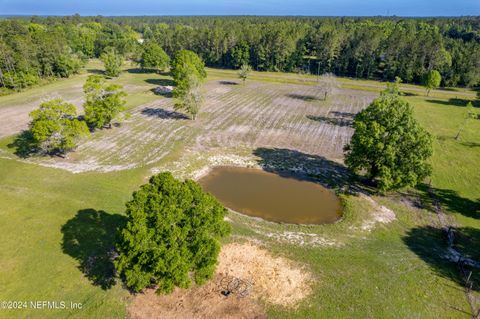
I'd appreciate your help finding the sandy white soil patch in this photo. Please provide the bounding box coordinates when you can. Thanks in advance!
[351,194,396,232]
[11,81,374,173]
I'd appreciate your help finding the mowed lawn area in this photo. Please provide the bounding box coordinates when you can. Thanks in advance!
[0,65,478,318]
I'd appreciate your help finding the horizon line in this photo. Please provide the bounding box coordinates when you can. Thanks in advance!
[1,14,479,18]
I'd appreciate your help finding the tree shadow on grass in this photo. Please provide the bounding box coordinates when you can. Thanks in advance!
[86,69,104,75]
[416,183,480,220]
[253,147,361,191]
[426,98,479,108]
[145,78,176,87]
[7,130,37,158]
[286,93,321,102]
[461,142,480,148]
[455,227,480,262]
[403,225,480,292]
[126,68,146,74]
[61,209,127,290]
[127,68,171,76]
[141,107,189,120]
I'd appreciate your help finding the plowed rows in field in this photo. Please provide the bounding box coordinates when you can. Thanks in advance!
[31,80,376,173]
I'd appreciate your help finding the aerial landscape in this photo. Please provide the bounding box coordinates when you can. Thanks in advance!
[0,0,479,318]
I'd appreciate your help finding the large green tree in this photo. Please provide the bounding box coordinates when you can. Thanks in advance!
[115,172,231,294]
[171,50,206,119]
[423,70,442,96]
[100,47,123,77]
[171,50,206,92]
[83,75,128,129]
[140,42,170,72]
[344,90,433,191]
[29,99,90,156]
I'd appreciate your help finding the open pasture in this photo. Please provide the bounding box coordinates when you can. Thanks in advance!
[0,64,479,319]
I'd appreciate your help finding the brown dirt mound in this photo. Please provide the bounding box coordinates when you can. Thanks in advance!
[128,242,312,319]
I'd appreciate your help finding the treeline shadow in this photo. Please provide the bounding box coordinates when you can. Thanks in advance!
[403,225,480,292]
[253,147,358,190]
[61,209,127,290]
[286,93,322,102]
[141,107,189,120]
[426,98,479,108]
[7,130,37,158]
[416,183,480,220]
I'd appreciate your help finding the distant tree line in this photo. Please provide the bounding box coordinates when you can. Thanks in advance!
[1,16,479,92]
[0,18,137,91]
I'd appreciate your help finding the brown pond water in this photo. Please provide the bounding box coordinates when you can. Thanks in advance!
[199,166,342,225]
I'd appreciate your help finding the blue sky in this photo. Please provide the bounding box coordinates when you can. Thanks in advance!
[0,0,479,16]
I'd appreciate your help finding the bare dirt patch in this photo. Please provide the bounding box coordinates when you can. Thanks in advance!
[128,242,313,319]
[13,80,375,173]
[128,277,266,319]
[351,194,397,232]
[218,242,312,307]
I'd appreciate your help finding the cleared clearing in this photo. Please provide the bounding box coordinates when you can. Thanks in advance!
[6,80,374,173]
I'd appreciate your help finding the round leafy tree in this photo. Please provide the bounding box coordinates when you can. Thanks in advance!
[115,172,231,294]
[423,70,441,96]
[29,98,90,156]
[100,47,123,77]
[344,91,433,191]
[83,75,128,129]
[140,42,170,72]
[170,50,206,119]
[171,50,206,97]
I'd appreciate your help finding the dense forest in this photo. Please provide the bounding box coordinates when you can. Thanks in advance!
[1,15,479,92]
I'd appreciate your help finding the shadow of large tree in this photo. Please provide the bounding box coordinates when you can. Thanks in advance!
[426,98,479,108]
[141,107,189,119]
[307,114,353,127]
[416,184,480,220]
[7,130,37,158]
[253,147,359,190]
[61,209,127,290]
[145,78,176,87]
[286,93,321,102]
[403,225,479,292]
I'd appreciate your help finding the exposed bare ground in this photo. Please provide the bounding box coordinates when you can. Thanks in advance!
[127,242,312,319]
[14,80,375,173]
[350,194,397,232]
[128,277,266,319]
[0,94,84,138]
[217,242,313,307]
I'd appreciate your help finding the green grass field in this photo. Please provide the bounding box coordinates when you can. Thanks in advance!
[0,63,478,318]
